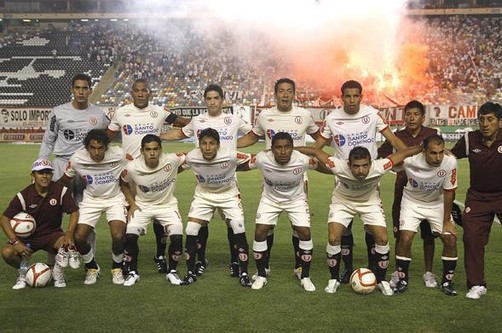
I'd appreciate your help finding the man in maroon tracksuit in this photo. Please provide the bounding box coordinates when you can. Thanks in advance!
[451,101,502,299]
[378,100,439,288]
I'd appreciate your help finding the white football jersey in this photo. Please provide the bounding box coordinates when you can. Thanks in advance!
[65,146,127,200]
[121,153,186,207]
[108,104,171,159]
[185,147,251,200]
[252,106,319,149]
[327,157,394,202]
[250,150,317,203]
[321,105,388,159]
[182,112,252,149]
[39,102,110,159]
[402,153,457,204]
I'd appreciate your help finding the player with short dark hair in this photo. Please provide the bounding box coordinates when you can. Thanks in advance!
[161,83,252,278]
[120,134,186,286]
[107,78,190,275]
[0,158,79,289]
[237,77,322,280]
[451,101,502,299]
[313,79,406,283]
[248,132,322,291]
[181,128,253,287]
[378,100,439,288]
[296,144,422,295]
[38,73,109,266]
[392,134,458,296]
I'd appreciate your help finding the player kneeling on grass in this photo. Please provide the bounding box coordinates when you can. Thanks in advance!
[120,134,185,286]
[59,129,128,285]
[393,135,459,296]
[246,132,321,291]
[0,159,79,289]
[296,145,422,296]
[182,128,252,287]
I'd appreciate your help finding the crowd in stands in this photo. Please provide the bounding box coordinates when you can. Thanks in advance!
[1,14,502,109]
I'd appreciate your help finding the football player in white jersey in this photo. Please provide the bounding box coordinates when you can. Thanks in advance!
[181,128,253,287]
[237,78,322,279]
[313,80,406,283]
[39,74,110,265]
[393,134,459,296]
[59,130,129,285]
[296,144,422,295]
[247,132,324,292]
[161,84,252,278]
[120,135,185,286]
[107,78,190,275]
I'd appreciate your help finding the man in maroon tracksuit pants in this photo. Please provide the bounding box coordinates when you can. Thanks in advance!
[451,101,502,299]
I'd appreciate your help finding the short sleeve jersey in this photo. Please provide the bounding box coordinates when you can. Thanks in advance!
[402,153,457,204]
[327,157,394,202]
[108,104,171,159]
[182,113,252,149]
[121,153,185,207]
[65,146,127,200]
[249,150,317,203]
[3,182,78,238]
[185,147,251,200]
[252,106,319,149]
[39,102,110,158]
[321,105,388,159]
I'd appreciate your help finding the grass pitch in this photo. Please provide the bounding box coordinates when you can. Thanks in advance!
[0,142,502,333]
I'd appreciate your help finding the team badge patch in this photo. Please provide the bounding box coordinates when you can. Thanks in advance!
[295,116,303,124]
[49,199,57,206]
[150,111,158,118]
[89,117,97,125]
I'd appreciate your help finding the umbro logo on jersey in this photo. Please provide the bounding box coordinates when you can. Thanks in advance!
[336,121,344,125]
[473,149,481,153]
[29,204,38,209]
[267,118,275,123]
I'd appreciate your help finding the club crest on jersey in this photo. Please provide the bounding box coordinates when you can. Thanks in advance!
[89,117,97,125]
[63,129,75,140]
[362,116,370,124]
[110,161,119,168]
[138,185,150,193]
[333,134,346,147]
[293,167,302,175]
[437,169,446,177]
[295,116,303,124]
[266,129,276,140]
[49,199,57,206]
[122,124,134,135]
[220,162,229,168]
[224,117,232,125]
[150,111,158,118]
[498,146,502,154]
[163,165,172,172]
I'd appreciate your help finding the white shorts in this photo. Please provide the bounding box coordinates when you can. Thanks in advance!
[78,195,127,228]
[399,197,444,234]
[188,194,244,222]
[127,204,183,236]
[255,197,311,228]
[328,197,386,228]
